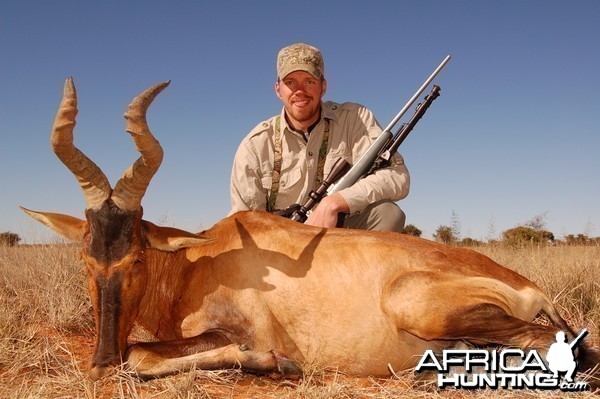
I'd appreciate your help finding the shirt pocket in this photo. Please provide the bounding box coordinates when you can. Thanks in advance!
[325,147,353,173]
[279,167,303,191]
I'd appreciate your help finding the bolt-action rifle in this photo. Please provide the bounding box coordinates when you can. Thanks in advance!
[276,55,451,224]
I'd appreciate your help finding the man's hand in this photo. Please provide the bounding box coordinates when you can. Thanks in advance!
[305,192,350,228]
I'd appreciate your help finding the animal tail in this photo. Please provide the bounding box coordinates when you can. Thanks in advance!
[540,299,576,336]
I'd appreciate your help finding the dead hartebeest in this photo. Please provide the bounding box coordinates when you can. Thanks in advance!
[22,79,598,387]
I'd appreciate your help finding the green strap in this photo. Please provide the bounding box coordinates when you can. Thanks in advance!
[267,116,330,212]
[314,120,330,189]
[267,116,283,212]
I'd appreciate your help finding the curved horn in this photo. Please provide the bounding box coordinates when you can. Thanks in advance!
[111,81,170,211]
[51,77,111,209]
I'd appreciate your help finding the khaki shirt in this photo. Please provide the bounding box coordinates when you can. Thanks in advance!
[230,101,410,215]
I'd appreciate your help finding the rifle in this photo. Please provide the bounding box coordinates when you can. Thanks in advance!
[279,55,451,224]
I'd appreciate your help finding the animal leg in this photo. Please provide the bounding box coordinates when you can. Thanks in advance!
[440,303,560,349]
[125,332,302,380]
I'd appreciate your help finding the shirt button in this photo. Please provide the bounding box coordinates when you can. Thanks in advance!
[262,122,268,127]
[308,151,313,156]
[332,105,338,110]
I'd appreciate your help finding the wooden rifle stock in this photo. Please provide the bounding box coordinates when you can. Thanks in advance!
[290,158,351,223]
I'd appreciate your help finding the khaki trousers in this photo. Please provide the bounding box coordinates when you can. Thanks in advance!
[343,200,405,233]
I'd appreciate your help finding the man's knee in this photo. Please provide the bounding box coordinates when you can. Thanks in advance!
[345,200,405,232]
[372,201,405,232]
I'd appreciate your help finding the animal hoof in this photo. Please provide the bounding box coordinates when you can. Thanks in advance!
[271,350,303,380]
[89,365,112,381]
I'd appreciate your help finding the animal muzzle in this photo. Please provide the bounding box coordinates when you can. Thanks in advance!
[89,272,126,379]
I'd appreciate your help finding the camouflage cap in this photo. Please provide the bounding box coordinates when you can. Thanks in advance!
[277,43,324,80]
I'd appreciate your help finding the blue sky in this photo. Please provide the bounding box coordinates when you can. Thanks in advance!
[1,1,598,242]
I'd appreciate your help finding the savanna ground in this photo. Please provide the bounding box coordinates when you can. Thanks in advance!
[0,242,598,398]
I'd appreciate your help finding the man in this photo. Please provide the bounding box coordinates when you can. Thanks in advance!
[230,43,409,231]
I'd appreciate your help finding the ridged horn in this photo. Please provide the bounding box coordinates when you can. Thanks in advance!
[111,81,170,211]
[51,77,111,210]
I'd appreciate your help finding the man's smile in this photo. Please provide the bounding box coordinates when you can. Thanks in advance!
[292,98,311,108]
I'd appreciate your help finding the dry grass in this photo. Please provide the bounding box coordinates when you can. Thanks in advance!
[0,243,598,398]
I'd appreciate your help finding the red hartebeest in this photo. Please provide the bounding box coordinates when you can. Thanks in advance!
[22,79,599,387]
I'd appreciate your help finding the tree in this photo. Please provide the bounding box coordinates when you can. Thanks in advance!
[450,210,462,241]
[433,225,457,245]
[502,226,554,247]
[583,219,595,238]
[524,212,549,231]
[486,215,498,242]
[402,224,422,237]
[0,232,21,246]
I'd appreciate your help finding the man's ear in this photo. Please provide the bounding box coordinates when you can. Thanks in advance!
[142,220,213,251]
[321,78,327,98]
[19,206,86,242]
[274,80,282,100]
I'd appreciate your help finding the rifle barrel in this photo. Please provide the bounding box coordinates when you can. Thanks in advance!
[382,55,451,133]
[326,55,451,196]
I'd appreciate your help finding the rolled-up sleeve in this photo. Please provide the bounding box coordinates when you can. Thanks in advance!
[230,139,268,214]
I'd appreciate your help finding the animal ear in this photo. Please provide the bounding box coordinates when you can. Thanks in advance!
[19,206,86,242]
[142,220,213,251]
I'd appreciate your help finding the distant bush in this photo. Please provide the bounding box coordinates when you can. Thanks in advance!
[564,234,590,246]
[0,232,21,247]
[459,237,484,247]
[433,225,457,245]
[501,226,554,247]
[402,224,422,237]
[560,234,600,246]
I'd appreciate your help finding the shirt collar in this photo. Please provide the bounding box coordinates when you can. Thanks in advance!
[279,101,336,136]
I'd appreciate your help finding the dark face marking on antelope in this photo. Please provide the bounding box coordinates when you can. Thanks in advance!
[84,200,148,371]
[85,200,139,266]
[92,270,124,367]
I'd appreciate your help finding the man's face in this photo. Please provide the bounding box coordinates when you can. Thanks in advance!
[275,70,327,131]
